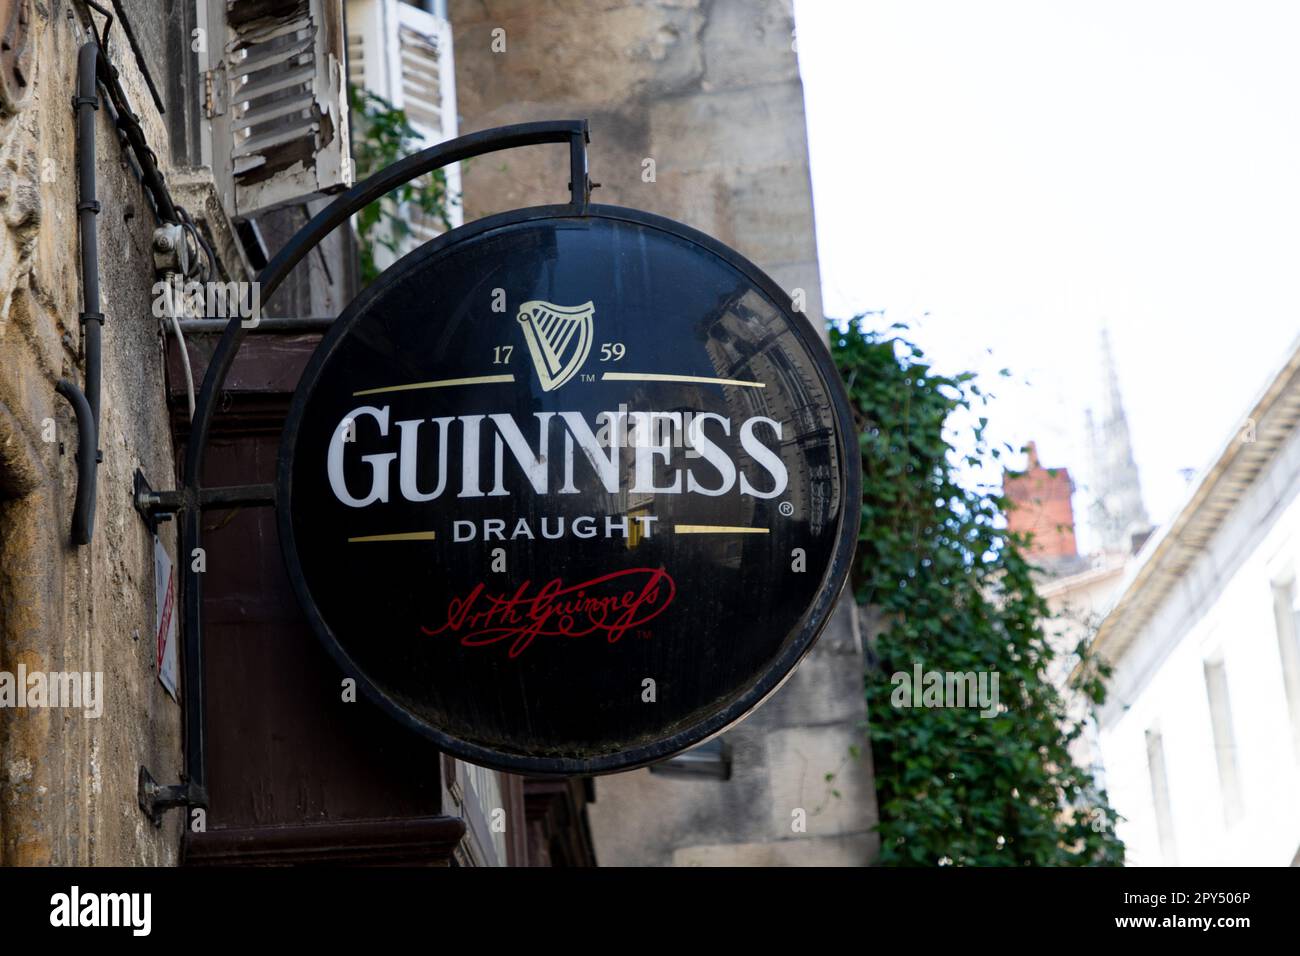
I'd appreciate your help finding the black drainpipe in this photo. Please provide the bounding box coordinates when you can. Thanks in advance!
[59,36,182,545]
[55,39,108,546]
[54,379,96,544]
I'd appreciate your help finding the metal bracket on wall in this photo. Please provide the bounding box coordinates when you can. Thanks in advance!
[139,767,207,828]
[133,466,274,826]
[133,468,276,530]
[132,469,173,535]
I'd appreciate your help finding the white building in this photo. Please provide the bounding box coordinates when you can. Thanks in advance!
[1087,338,1300,866]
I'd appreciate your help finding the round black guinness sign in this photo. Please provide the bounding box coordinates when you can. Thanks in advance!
[277,204,860,774]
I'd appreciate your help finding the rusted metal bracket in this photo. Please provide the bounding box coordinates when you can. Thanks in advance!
[133,468,276,531]
[139,767,207,828]
[201,65,225,119]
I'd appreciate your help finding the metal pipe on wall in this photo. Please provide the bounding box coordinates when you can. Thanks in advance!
[68,40,104,546]
[66,36,187,548]
[54,380,97,546]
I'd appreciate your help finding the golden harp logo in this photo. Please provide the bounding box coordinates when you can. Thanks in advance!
[517,300,594,391]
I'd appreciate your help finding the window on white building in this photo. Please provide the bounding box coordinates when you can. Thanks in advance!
[1271,578,1300,762]
[1203,658,1244,825]
[1145,728,1177,864]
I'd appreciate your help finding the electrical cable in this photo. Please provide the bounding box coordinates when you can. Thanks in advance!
[177,206,218,282]
[169,302,196,421]
[167,207,214,422]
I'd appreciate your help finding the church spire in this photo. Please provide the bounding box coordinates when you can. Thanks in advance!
[1086,329,1150,554]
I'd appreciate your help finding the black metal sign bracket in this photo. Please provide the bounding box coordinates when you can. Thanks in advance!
[138,120,593,825]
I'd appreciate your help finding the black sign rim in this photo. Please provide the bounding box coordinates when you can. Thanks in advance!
[276,202,862,776]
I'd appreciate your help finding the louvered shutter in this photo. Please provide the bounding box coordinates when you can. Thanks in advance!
[200,0,353,218]
[346,0,460,264]
[401,3,463,239]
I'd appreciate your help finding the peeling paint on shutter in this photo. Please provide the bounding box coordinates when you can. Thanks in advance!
[207,0,353,218]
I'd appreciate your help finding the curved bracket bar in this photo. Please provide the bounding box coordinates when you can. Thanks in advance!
[185,119,589,488]
[54,378,98,546]
[165,120,591,813]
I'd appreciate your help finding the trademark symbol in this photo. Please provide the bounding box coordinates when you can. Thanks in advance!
[581,373,596,382]
[779,501,794,517]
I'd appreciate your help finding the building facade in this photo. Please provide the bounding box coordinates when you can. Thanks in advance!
[0,0,871,866]
[1088,338,1300,866]
[1004,441,1082,569]
[1003,337,1152,789]
[0,0,553,867]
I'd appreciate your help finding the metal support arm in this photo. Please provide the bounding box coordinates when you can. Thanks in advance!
[139,120,592,824]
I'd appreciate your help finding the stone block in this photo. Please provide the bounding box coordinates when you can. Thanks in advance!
[765,723,878,838]
[648,82,812,174]
[700,0,800,92]
[671,833,877,866]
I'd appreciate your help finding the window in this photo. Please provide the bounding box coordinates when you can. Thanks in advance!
[1145,728,1177,864]
[346,0,462,266]
[1203,658,1244,825]
[195,0,353,218]
[1271,577,1300,761]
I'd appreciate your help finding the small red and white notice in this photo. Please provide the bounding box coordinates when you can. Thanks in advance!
[153,535,179,701]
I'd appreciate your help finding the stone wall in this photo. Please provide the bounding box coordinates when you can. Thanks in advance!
[0,1,183,864]
[591,601,878,867]
[449,0,877,866]
[448,0,823,325]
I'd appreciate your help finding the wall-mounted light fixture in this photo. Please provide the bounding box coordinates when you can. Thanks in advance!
[649,738,732,781]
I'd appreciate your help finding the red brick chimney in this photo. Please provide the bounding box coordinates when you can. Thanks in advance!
[1003,441,1078,559]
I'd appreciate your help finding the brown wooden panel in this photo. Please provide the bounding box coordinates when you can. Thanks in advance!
[186,815,466,866]
[170,332,594,865]
[174,335,449,851]
[523,778,597,867]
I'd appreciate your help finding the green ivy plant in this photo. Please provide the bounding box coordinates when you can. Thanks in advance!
[830,318,1124,866]
[348,86,458,286]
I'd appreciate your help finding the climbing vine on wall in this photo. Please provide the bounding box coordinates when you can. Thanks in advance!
[830,318,1124,866]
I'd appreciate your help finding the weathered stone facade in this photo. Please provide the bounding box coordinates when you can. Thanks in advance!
[450,0,824,326]
[0,1,183,864]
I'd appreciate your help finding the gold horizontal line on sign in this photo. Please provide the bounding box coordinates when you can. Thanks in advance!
[673,525,770,535]
[353,374,515,397]
[347,531,438,543]
[601,372,765,389]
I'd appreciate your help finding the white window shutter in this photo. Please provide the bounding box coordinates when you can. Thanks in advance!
[397,1,462,236]
[201,0,354,219]
[344,0,390,100]
[346,0,460,264]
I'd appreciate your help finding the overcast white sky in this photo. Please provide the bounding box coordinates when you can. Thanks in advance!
[795,0,1300,549]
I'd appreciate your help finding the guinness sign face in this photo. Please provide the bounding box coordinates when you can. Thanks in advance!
[278,205,860,774]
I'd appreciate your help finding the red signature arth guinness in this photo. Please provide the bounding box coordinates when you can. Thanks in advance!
[421,568,676,658]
